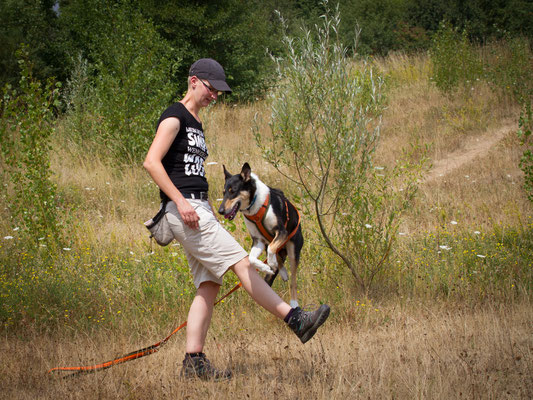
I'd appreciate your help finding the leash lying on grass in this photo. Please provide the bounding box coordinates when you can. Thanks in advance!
[48,282,243,378]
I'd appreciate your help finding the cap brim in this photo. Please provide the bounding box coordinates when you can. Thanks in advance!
[210,80,232,93]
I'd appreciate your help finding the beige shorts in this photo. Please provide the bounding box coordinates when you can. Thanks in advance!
[165,199,247,288]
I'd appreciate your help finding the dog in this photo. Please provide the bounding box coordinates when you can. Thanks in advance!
[218,163,303,308]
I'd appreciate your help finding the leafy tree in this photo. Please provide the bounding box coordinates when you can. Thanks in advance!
[339,0,410,55]
[138,0,285,101]
[0,0,66,86]
[254,3,420,293]
[62,0,179,162]
[1,47,63,245]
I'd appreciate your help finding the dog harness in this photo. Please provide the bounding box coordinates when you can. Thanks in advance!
[244,194,301,248]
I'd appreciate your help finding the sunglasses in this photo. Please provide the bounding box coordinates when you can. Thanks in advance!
[199,79,221,96]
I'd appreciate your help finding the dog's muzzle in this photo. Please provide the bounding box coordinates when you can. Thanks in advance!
[220,201,240,221]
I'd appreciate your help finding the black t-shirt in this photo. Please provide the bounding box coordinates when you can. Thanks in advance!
[156,102,209,200]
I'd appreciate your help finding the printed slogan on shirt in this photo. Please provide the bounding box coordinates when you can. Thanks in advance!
[185,127,208,177]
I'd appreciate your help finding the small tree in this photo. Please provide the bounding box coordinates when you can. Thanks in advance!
[1,47,62,246]
[63,1,179,163]
[254,2,420,293]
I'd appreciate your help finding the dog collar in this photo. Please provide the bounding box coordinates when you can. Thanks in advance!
[245,194,257,211]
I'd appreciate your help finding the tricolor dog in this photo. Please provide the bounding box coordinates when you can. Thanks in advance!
[218,163,303,308]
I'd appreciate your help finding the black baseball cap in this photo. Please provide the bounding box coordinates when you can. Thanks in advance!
[189,58,232,93]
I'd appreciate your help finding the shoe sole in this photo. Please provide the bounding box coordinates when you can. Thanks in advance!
[300,304,330,344]
[181,370,232,382]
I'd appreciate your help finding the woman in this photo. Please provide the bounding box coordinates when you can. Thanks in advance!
[143,58,330,381]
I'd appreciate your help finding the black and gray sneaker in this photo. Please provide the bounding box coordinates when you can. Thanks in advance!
[181,353,232,381]
[287,305,330,344]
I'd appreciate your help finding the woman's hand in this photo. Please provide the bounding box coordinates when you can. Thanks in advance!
[176,197,200,230]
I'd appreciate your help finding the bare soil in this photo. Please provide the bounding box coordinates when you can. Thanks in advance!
[424,122,517,183]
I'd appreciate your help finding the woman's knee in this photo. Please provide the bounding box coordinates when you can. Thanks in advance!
[196,280,221,298]
[230,257,251,276]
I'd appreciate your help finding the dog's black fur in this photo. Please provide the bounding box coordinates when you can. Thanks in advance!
[218,163,303,307]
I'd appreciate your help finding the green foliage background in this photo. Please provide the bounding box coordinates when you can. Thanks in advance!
[1,0,531,98]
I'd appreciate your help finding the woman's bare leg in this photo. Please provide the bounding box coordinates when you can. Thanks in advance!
[230,257,292,320]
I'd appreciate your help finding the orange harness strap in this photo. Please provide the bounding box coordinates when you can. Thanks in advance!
[244,194,301,252]
[244,194,274,242]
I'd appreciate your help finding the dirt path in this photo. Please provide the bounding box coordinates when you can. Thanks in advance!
[424,122,516,183]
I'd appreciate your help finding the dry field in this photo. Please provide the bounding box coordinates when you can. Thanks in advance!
[1,301,531,399]
[1,53,531,399]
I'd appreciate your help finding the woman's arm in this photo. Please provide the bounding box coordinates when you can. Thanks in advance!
[143,117,200,229]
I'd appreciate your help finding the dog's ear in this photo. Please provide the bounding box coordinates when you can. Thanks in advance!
[241,163,251,182]
[223,165,232,180]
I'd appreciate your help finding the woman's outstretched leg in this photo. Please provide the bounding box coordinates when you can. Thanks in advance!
[230,257,291,319]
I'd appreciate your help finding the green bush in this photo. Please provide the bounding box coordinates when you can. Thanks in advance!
[0,48,63,246]
[429,22,483,93]
[255,4,422,294]
[63,2,179,163]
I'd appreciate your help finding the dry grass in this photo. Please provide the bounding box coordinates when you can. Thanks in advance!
[1,301,531,399]
[2,52,531,398]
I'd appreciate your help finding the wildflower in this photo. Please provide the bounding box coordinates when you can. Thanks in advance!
[365,224,372,229]
[451,221,458,225]
[13,227,20,231]
[63,248,71,251]
[476,255,486,258]
[439,245,452,251]
[474,231,481,235]
[3,236,14,240]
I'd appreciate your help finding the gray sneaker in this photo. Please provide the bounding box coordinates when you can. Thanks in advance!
[181,353,232,381]
[287,305,330,343]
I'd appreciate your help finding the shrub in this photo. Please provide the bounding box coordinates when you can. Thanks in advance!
[63,2,179,163]
[254,2,421,293]
[0,47,63,246]
[429,21,483,93]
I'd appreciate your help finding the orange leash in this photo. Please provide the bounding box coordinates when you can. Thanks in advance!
[48,282,243,377]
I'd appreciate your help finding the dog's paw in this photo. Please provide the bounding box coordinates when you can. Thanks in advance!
[267,252,278,269]
[279,266,289,282]
[250,257,274,275]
